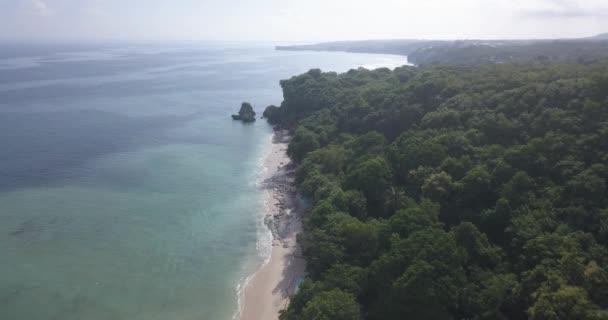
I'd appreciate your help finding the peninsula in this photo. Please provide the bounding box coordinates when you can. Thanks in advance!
[277,34,608,65]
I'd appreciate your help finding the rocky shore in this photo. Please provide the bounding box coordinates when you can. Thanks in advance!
[239,128,306,320]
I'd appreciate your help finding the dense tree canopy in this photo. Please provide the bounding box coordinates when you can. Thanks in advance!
[408,40,608,65]
[271,60,608,320]
[278,39,608,66]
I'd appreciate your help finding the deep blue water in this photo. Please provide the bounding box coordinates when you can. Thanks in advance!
[0,42,407,320]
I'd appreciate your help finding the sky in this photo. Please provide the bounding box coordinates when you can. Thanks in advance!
[1,0,607,42]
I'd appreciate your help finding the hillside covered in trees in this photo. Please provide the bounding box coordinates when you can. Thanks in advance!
[276,39,432,56]
[408,40,608,65]
[277,37,608,66]
[264,61,608,319]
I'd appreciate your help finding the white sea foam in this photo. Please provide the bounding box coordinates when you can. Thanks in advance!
[234,132,275,320]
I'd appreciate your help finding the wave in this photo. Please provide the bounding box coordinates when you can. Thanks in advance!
[233,132,275,320]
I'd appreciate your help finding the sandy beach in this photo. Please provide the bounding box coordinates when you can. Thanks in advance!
[239,129,306,320]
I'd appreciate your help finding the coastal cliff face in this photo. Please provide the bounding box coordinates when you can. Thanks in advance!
[262,105,280,124]
[232,102,257,122]
[265,62,608,320]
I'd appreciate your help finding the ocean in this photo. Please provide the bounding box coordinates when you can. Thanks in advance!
[0,42,407,320]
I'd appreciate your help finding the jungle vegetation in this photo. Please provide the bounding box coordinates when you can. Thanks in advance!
[266,60,608,320]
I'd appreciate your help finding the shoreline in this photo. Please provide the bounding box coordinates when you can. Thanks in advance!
[239,128,306,320]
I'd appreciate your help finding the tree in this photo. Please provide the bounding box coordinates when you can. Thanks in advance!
[456,165,494,209]
[370,228,466,320]
[501,171,532,206]
[321,264,365,296]
[301,228,345,277]
[583,261,608,308]
[452,222,501,269]
[301,289,361,320]
[289,127,321,161]
[346,157,392,214]
[421,171,454,202]
[529,285,607,320]
[476,273,518,320]
[387,200,442,238]
[270,60,608,320]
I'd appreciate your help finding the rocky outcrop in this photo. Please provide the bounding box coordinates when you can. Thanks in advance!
[232,102,256,122]
[262,105,281,124]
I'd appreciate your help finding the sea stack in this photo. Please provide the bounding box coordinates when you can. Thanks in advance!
[232,102,256,122]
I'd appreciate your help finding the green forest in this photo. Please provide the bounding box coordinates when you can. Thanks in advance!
[277,38,608,66]
[263,60,608,319]
[407,40,608,65]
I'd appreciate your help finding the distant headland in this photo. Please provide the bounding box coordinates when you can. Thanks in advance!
[276,33,608,65]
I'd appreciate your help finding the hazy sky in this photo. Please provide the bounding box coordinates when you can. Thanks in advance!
[1,0,607,42]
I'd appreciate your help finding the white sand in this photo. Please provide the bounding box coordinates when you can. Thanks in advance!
[240,130,305,320]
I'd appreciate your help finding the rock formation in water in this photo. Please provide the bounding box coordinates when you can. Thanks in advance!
[232,102,256,122]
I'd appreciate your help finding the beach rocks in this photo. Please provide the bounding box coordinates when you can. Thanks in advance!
[232,102,256,122]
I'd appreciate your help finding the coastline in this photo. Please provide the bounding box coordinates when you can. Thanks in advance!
[239,128,306,320]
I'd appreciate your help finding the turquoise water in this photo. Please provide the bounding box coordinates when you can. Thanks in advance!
[0,43,407,320]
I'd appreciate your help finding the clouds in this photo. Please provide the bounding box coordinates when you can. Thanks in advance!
[30,0,54,17]
[524,8,608,18]
[0,0,607,41]
[81,6,107,18]
[516,0,608,18]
